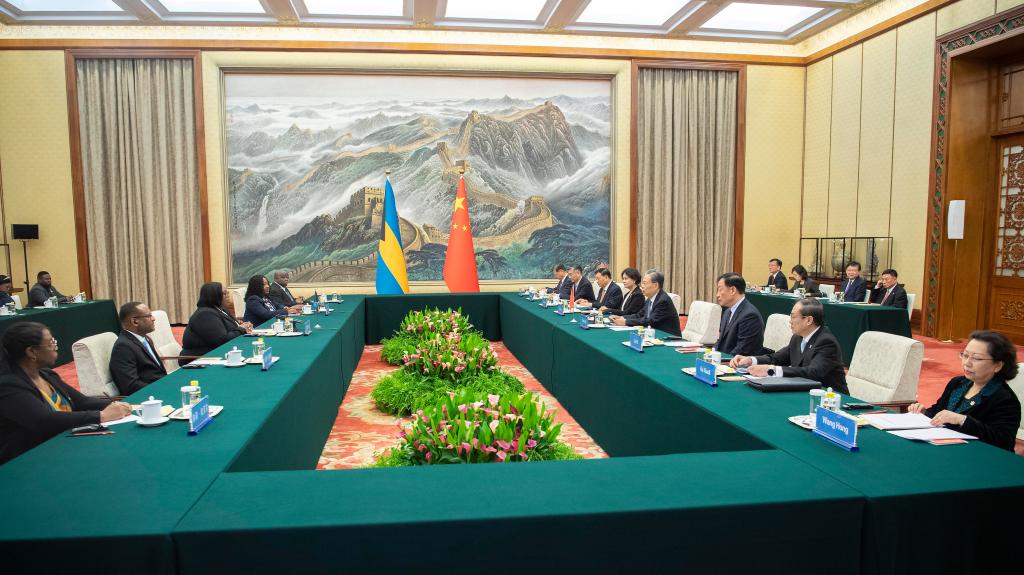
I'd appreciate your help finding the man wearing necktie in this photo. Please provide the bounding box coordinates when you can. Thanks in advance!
[546,264,571,299]
[269,270,304,313]
[566,265,595,304]
[109,301,168,396]
[610,269,681,336]
[869,268,909,309]
[840,261,867,303]
[730,298,848,394]
[579,267,622,310]
[767,258,788,290]
[713,273,765,356]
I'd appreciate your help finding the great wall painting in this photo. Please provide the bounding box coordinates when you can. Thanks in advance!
[225,73,611,284]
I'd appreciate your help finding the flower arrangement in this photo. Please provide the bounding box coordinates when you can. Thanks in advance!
[373,389,581,466]
[372,308,524,415]
[380,308,474,365]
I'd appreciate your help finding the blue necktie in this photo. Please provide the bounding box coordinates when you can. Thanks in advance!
[644,299,653,323]
[800,339,807,353]
[141,337,159,364]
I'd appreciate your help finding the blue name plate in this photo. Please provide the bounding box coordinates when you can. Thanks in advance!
[813,407,858,451]
[628,331,644,352]
[694,358,718,387]
[579,314,590,329]
[262,346,274,371]
[188,395,213,435]
[555,303,565,315]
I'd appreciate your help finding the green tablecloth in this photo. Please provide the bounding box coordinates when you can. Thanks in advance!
[0,293,1020,575]
[0,300,118,364]
[744,291,912,364]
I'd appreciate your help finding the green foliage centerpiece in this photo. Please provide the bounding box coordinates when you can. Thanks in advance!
[372,308,526,415]
[374,389,581,466]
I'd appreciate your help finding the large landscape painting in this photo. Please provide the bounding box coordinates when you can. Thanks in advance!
[225,73,611,284]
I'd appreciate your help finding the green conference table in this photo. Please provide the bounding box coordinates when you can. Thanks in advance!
[0,300,118,364]
[1,294,1021,575]
[744,291,912,364]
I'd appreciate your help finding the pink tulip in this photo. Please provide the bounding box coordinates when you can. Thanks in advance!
[458,404,468,414]
[487,394,499,407]
[526,439,537,449]
[425,452,432,462]
[461,442,471,455]
[496,440,511,451]
[472,401,483,409]
[489,420,499,433]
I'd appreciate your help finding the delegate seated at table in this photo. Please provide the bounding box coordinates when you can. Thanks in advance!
[869,269,909,309]
[789,265,822,297]
[600,267,644,317]
[181,282,253,364]
[0,275,14,307]
[243,275,290,325]
[839,262,867,303]
[730,298,848,394]
[109,302,167,396]
[713,273,765,356]
[767,258,788,291]
[546,264,571,299]
[611,269,681,337]
[579,267,622,310]
[0,323,131,465]
[269,270,304,314]
[566,265,595,304]
[28,271,70,307]
[908,330,1022,451]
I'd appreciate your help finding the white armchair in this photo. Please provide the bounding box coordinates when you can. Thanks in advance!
[231,288,246,320]
[11,294,22,310]
[666,292,682,315]
[906,293,916,320]
[763,313,793,353]
[150,310,184,373]
[681,301,721,345]
[72,332,120,397]
[819,284,835,298]
[845,331,924,410]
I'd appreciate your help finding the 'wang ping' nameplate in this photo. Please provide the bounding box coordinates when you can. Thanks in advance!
[813,407,858,451]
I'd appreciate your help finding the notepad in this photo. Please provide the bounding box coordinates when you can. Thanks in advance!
[861,412,934,430]
[665,340,702,348]
[888,427,976,442]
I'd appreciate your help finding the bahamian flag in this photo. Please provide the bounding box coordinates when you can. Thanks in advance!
[375,175,410,294]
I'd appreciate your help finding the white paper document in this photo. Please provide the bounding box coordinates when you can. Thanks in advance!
[861,412,934,430]
[608,326,634,331]
[191,357,228,366]
[888,427,976,441]
[102,415,140,426]
[665,341,702,348]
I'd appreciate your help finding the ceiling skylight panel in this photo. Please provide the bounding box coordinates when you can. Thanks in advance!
[8,0,122,10]
[303,0,404,17]
[576,0,689,27]
[443,0,547,21]
[156,0,267,14]
[700,3,822,33]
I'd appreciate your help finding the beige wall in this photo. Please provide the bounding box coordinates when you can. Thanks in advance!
[741,65,806,283]
[0,51,81,297]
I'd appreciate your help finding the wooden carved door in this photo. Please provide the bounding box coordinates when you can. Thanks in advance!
[988,135,1024,343]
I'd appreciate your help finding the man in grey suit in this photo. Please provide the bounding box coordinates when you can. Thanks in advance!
[28,271,69,307]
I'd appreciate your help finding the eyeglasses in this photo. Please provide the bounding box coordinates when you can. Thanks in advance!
[958,352,993,362]
[132,314,154,320]
[36,337,58,350]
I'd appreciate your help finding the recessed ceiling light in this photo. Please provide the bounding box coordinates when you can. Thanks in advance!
[700,3,822,33]
[156,0,266,14]
[576,0,688,27]
[303,0,404,17]
[444,0,548,21]
[8,0,123,11]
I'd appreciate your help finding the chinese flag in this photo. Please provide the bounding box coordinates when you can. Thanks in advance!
[569,282,575,312]
[443,175,480,292]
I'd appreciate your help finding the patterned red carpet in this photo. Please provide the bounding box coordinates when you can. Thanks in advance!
[316,343,607,470]
[50,321,1023,459]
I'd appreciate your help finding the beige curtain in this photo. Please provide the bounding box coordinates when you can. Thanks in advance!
[636,67,737,312]
[76,58,202,323]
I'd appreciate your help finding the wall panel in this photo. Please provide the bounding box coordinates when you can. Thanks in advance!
[826,46,863,237]
[802,58,833,238]
[856,30,897,238]
[936,0,996,35]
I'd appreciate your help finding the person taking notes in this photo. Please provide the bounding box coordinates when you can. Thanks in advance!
[611,269,681,337]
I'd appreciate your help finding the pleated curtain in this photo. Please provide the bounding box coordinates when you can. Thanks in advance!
[636,67,737,311]
[76,58,202,323]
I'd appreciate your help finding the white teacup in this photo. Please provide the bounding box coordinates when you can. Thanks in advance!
[43,299,53,308]
[273,319,285,333]
[224,347,244,365]
[134,397,163,424]
[302,304,313,315]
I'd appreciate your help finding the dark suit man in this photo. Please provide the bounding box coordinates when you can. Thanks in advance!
[28,271,70,307]
[713,273,765,356]
[583,268,622,310]
[840,262,867,302]
[767,258,788,290]
[0,275,14,307]
[730,299,848,394]
[546,264,571,299]
[269,270,303,311]
[566,265,594,303]
[109,302,167,396]
[869,269,909,309]
[611,269,681,336]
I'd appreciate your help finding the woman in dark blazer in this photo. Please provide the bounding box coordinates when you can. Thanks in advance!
[181,282,253,364]
[909,330,1022,451]
[790,265,822,297]
[0,322,132,464]
[600,267,645,316]
[243,274,289,325]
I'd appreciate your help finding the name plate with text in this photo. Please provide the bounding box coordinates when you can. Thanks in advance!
[262,346,274,371]
[628,331,644,352]
[188,396,213,435]
[694,358,718,388]
[579,314,590,329]
[813,407,858,451]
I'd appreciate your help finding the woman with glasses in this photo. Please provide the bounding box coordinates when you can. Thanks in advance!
[181,282,254,366]
[0,322,131,464]
[909,330,1022,451]
[599,267,645,317]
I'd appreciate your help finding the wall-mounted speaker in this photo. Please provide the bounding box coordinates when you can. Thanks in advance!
[947,200,965,240]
